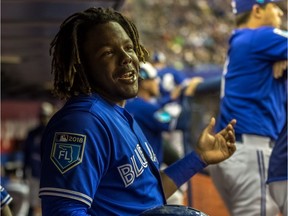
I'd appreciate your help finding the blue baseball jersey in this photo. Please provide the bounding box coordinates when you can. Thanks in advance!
[0,185,12,209]
[217,27,287,139]
[267,120,287,183]
[125,97,173,165]
[157,67,186,105]
[39,94,166,216]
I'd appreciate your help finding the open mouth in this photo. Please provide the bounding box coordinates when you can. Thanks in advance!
[118,71,137,84]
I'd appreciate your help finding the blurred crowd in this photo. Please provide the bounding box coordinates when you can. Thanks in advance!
[122,0,235,71]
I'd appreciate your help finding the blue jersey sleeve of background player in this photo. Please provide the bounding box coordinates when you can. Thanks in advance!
[250,27,288,60]
[126,98,171,133]
[158,67,186,97]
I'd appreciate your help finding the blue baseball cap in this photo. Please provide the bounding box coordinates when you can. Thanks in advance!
[232,0,283,14]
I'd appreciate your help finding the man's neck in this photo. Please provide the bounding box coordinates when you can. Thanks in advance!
[238,19,263,29]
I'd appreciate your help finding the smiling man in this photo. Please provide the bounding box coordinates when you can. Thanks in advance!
[39,7,237,216]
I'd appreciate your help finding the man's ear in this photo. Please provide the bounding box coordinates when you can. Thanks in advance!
[252,4,264,19]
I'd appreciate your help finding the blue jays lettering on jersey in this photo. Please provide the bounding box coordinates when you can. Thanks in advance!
[126,97,173,165]
[39,94,165,216]
[217,27,287,139]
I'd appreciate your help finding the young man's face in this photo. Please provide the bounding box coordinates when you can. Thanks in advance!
[82,21,140,106]
[261,3,284,28]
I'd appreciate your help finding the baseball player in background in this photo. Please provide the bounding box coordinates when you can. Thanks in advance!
[151,51,204,157]
[126,62,174,167]
[208,0,287,215]
[39,7,237,216]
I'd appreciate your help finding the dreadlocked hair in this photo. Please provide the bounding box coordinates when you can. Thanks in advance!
[50,7,149,99]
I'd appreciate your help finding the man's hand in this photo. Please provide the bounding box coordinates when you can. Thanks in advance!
[273,60,287,79]
[184,77,204,96]
[170,77,204,100]
[195,117,236,164]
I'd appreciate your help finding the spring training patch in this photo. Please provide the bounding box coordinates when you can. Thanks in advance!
[50,132,86,174]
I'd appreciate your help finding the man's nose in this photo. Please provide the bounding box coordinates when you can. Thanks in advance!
[120,51,132,65]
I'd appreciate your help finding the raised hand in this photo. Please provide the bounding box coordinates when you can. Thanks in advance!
[195,117,236,164]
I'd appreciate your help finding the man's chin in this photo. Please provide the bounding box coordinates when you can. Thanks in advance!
[123,92,138,100]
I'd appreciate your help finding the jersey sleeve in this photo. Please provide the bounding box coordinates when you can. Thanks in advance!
[0,185,13,209]
[252,27,288,60]
[41,196,91,216]
[39,111,111,209]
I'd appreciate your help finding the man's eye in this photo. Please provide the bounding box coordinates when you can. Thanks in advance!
[103,51,113,56]
[126,45,134,51]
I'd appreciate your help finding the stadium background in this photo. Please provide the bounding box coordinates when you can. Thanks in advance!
[1,1,287,215]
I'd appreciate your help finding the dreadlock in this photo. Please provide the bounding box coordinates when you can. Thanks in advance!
[50,7,149,99]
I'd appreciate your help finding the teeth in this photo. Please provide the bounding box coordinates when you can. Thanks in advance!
[122,72,133,78]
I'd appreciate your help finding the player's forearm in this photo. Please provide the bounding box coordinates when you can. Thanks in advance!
[1,205,13,216]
